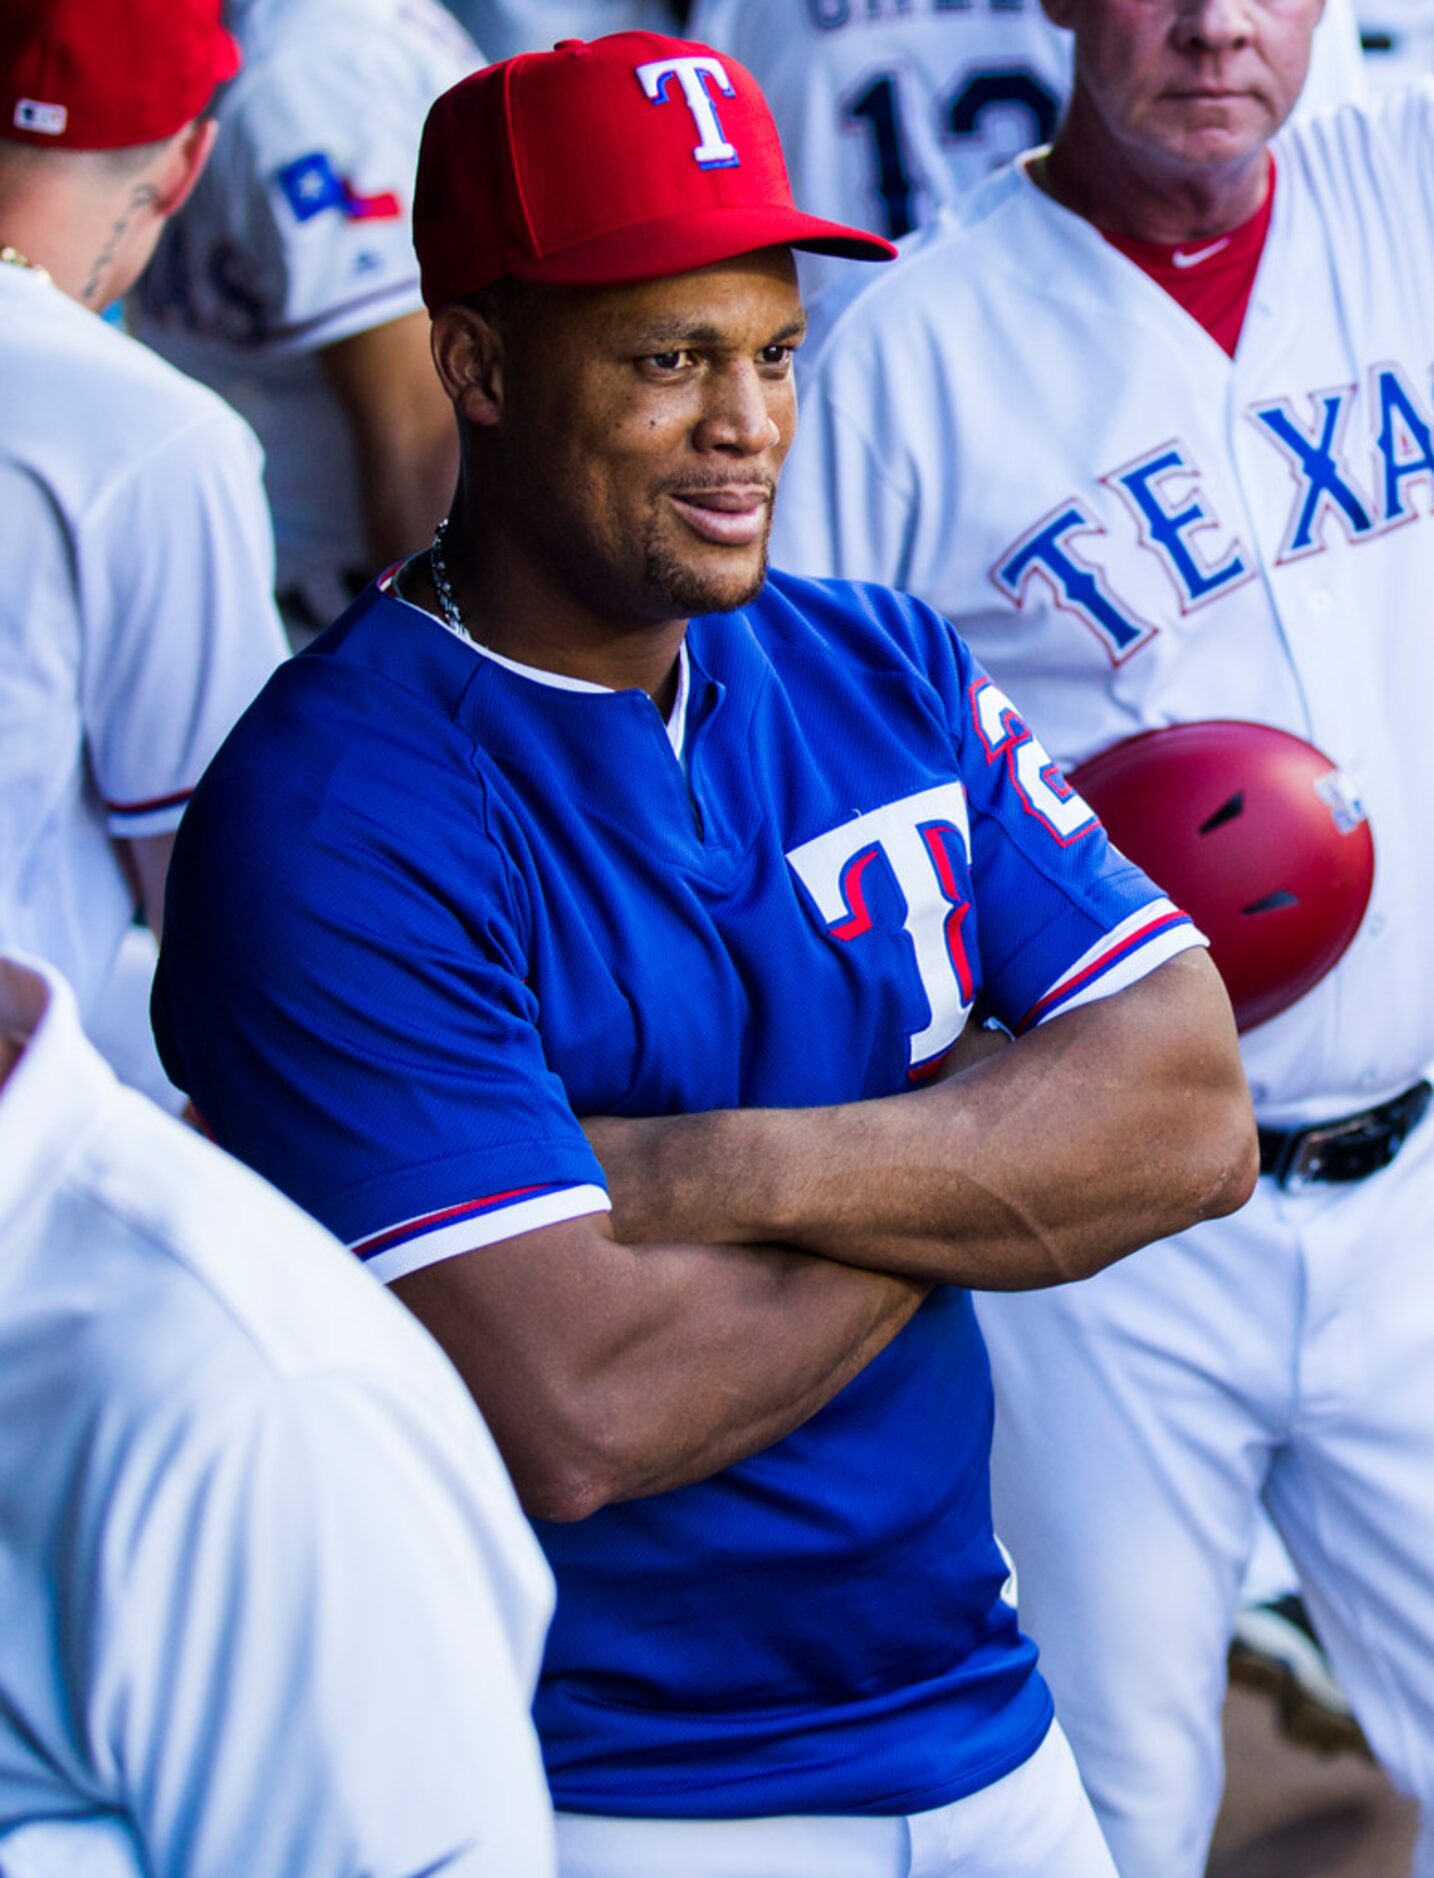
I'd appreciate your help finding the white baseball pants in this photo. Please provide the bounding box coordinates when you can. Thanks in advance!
[977,1110,1434,1878]
[554,1719,1115,1876]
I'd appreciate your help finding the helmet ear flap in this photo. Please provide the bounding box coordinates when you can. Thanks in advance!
[1070,721,1375,1033]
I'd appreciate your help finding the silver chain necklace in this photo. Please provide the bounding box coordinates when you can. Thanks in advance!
[427,516,474,643]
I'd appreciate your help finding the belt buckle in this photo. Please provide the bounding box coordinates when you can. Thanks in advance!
[1280,1116,1363,1191]
[1276,1081,1433,1190]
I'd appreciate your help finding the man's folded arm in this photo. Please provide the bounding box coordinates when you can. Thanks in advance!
[586,950,1259,1290]
[393,1221,926,1524]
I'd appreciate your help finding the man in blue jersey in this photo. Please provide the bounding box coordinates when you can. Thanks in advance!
[153,32,1257,1878]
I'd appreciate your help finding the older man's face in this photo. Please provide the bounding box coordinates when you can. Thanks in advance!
[1056,0,1324,172]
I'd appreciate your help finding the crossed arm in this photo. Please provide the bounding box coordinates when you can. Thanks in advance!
[395,949,1257,1522]
[588,948,1257,1289]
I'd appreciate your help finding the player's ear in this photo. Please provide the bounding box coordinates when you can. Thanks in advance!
[430,304,505,427]
[155,116,219,219]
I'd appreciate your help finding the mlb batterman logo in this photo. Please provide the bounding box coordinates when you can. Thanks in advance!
[14,99,67,135]
[636,56,741,169]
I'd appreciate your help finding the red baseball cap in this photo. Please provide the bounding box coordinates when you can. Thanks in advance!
[414,32,896,308]
[0,0,240,151]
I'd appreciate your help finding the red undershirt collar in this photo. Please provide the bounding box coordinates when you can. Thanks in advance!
[1100,160,1278,358]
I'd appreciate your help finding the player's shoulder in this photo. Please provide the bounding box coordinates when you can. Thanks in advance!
[259,581,495,724]
[27,288,244,431]
[1274,77,1434,188]
[755,565,970,691]
[9,978,452,1427]
[64,1098,352,1379]
[198,0,478,208]
[195,585,465,768]
[43,1090,490,1573]
[182,0,476,346]
[227,0,479,106]
[84,1087,470,1396]
[178,587,513,893]
[800,167,1036,372]
[2,285,256,508]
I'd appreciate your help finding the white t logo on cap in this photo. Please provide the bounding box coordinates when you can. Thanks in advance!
[636,57,739,170]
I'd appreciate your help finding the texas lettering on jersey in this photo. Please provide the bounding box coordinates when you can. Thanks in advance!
[993,361,1434,661]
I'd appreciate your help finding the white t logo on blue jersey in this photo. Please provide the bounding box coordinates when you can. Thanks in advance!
[787,781,975,1075]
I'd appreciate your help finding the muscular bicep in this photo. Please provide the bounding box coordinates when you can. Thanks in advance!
[393,1212,658,1516]
[392,1209,925,1522]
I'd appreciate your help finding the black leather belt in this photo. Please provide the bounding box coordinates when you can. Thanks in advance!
[1258,1080,1432,1189]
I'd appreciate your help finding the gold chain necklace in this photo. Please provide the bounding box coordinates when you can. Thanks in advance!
[0,245,51,284]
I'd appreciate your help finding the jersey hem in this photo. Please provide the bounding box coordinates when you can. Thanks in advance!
[547,1682,1056,1821]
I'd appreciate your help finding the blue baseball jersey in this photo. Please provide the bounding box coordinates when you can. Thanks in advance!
[155,566,1200,1819]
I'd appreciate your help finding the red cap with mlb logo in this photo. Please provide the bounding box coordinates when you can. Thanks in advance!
[413,32,896,308]
[0,0,239,151]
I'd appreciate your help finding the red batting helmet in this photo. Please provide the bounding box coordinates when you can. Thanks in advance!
[1069,721,1375,1032]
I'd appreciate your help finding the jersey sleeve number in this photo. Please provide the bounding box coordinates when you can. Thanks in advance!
[843,66,1062,240]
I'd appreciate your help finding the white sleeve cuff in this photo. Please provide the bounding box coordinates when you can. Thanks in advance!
[1020,901,1209,1032]
[353,1183,612,1286]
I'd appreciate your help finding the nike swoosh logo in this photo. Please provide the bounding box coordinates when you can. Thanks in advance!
[1172,238,1231,268]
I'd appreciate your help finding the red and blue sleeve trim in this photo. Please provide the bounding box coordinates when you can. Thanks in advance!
[348,1180,611,1285]
[1016,901,1204,1034]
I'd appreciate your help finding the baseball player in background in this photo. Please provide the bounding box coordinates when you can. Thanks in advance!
[773,1,1434,1872]
[0,951,557,1877]
[132,0,484,643]
[153,33,1258,1876]
[0,0,287,1105]
[688,0,1365,299]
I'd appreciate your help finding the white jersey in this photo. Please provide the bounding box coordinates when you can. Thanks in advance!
[692,0,1365,299]
[132,0,481,637]
[0,953,556,1878]
[446,0,681,60]
[1358,1,1434,88]
[774,87,1434,1123]
[0,265,285,1093]
[1303,0,1373,108]
[690,0,1072,297]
